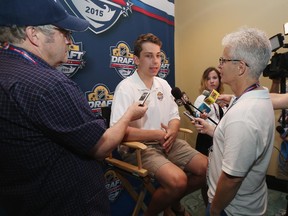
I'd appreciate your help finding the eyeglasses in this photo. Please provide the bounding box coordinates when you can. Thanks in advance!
[219,57,249,67]
[53,27,72,40]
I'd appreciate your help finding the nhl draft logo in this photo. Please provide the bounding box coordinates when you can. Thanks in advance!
[57,38,86,78]
[110,41,135,79]
[158,51,170,79]
[110,40,171,80]
[85,83,114,113]
[64,0,133,34]
[104,169,123,202]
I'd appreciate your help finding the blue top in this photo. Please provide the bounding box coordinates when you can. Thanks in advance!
[0,45,109,215]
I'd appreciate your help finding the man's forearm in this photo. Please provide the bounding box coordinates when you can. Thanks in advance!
[210,171,243,215]
[270,93,288,110]
[124,126,165,142]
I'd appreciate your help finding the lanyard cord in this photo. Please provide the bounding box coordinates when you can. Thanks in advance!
[214,82,260,128]
[1,43,37,65]
[212,103,220,120]
[229,82,260,109]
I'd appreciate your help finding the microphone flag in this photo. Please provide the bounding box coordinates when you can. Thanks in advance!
[204,89,220,105]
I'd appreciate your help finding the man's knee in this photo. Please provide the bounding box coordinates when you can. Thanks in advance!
[186,153,208,176]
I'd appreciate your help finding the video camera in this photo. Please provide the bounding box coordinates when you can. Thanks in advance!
[263,24,288,79]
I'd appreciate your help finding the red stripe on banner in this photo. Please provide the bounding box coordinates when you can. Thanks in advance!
[110,63,135,68]
[132,6,174,26]
[67,60,81,65]
[111,0,127,6]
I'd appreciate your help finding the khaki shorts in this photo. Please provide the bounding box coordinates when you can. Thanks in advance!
[120,138,199,176]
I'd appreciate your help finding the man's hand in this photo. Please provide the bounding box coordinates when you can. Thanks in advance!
[161,122,178,153]
[126,102,148,121]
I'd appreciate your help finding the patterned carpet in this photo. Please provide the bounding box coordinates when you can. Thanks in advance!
[180,189,287,216]
[0,187,286,216]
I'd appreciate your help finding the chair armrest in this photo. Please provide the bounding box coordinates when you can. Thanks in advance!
[179,127,193,134]
[105,141,148,177]
[105,157,148,177]
[122,141,148,150]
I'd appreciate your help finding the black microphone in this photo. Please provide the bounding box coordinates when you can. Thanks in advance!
[171,87,218,125]
[171,87,195,116]
[276,125,288,138]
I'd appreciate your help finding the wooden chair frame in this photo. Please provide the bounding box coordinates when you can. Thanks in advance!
[105,128,193,216]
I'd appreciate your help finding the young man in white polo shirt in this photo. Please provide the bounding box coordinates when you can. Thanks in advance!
[110,33,208,216]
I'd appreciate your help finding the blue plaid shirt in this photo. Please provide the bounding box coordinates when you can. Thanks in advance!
[0,45,110,215]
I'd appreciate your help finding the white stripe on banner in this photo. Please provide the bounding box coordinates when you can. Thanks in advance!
[140,0,174,17]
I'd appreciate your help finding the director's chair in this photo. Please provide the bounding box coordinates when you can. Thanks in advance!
[101,107,193,216]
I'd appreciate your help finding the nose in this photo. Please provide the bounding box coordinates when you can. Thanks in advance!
[154,56,161,64]
[65,37,72,45]
[218,64,222,70]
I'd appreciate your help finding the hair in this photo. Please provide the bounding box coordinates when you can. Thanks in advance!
[221,27,272,79]
[199,66,224,94]
[0,25,56,44]
[133,33,162,57]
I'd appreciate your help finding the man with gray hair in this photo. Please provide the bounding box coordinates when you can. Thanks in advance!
[194,27,274,215]
[0,0,147,215]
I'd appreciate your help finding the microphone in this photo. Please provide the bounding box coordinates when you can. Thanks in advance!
[197,91,212,113]
[202,90,210,97]
[197,89,221,113]
[276,125,288,138]
[203,89,220,105]
[171,87,218,125]
[171,87,195,116]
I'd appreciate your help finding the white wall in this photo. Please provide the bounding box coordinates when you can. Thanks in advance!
[175,0,288,178]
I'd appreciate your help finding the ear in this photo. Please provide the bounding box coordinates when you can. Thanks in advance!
[238,61,247,76]
[134,55,140,67]
[25,26,40,46]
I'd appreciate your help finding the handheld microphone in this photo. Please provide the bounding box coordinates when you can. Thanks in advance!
[203,89,220,105]
[171,87,218,125]
[171,87,195,116]
[202,90,210,97]
[276,125,288,139]
[198,89,221,113]
[198,91,211,113]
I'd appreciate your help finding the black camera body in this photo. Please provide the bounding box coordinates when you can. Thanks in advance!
[263,32,288,79]
[263,52,288,79]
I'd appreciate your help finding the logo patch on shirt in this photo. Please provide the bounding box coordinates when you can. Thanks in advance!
[157,91,164,101]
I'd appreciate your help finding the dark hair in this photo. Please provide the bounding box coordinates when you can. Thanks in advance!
[133,33,162,57]
[199,67,224,94]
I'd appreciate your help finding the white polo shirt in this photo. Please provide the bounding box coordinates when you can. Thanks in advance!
[207,89,275,215]
[110,71,180,129]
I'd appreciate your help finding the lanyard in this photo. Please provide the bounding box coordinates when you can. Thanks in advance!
[0,43,37,65]
[230,83,260,108]
[212,103,220,120]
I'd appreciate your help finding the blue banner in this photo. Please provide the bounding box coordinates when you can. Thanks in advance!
[59,1,174,214]
[59,0,174,113]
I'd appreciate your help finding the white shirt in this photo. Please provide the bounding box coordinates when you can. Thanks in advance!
[110,71,180,129]
[208,89,275,215]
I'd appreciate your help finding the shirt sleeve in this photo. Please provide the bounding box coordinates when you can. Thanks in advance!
[30,80,106,155]
[110,82,135,127]
[221,120,258,177]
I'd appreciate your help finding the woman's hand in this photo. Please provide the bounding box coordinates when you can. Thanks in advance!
[193,117,216,137]
[216,94,233,107]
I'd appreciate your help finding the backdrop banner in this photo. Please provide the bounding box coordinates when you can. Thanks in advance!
[59,0,175,114]
[59,0,174,214]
